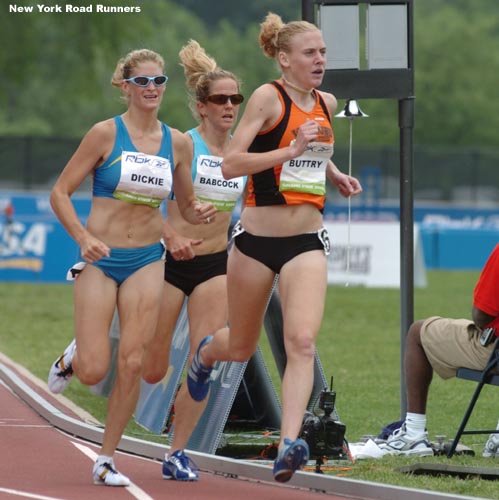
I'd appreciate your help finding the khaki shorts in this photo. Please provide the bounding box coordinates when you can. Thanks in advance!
[420,316,494,379]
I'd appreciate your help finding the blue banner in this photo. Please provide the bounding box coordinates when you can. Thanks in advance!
[0,192,89,282]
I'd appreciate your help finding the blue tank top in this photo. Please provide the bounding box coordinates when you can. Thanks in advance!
[93,115,175,207]
[187,128,210,181]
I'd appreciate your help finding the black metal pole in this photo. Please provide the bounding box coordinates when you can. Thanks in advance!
[399,96,415,417]
[302,0,314,22]
[304,0,415,419]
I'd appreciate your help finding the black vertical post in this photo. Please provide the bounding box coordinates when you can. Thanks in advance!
[302,0,314,22]
[399,96,415,417]
[399,0,415,418]
[25,136,33,190]
[305,0,415,419]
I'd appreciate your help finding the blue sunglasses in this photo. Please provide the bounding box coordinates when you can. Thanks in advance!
[124,75,168,87]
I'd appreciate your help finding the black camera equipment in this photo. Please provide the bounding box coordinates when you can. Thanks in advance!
[300,376,347,472]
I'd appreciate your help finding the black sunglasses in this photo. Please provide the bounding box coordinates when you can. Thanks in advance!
[125,75,168,87]
[205,94,244,105]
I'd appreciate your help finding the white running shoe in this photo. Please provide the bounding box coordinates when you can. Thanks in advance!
[47,339,76,394]
[483,433,499,458]
[378,424,434,457]
[93,458,130,486]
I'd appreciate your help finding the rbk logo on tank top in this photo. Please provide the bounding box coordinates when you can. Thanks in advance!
[193,154,245,211]
[114,151,173,208]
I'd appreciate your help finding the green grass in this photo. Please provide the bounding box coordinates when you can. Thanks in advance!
[3,272,499,498]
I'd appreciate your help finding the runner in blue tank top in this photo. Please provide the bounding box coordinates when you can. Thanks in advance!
[47,48,216,487]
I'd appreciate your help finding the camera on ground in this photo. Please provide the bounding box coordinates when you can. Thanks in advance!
[300,376,347,469]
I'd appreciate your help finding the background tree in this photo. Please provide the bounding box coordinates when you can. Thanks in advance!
[173,0,300,30]
[1,0,499,151]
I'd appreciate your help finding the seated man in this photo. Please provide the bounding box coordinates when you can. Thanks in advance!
[380,243,499,457]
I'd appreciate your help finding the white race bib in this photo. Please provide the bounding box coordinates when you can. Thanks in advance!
[280,142,334,196]
[114,151,172,207]
[193,154,245,211]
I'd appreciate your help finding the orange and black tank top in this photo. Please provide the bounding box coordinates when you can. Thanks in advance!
[245,81,334,210]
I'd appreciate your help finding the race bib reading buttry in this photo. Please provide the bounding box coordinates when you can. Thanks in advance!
[280,142,334,195]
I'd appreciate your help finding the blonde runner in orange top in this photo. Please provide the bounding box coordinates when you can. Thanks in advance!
[245,81,334,210]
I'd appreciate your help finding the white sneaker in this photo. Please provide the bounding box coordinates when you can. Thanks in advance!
[483,433,499,458]
[378,424,434,457]
[93,458,130,486]
[47,339,76,394]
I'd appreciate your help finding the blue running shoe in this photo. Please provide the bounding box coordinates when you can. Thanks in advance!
[162,450,199,481]
[273,438,309,483]
[187,335,213,401]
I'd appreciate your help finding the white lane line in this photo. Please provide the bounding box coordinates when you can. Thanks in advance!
[0,487,69,499]
[0,424,51,428]
[71,442,155,500]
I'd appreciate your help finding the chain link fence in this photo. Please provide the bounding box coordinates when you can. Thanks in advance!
[1,136,499,207]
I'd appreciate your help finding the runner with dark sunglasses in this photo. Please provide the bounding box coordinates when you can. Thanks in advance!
[141,39,246,482]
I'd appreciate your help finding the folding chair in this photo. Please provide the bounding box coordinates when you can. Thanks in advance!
[447,336,499,458]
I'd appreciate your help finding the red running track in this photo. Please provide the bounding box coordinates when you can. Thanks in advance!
[0,356,352,500]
